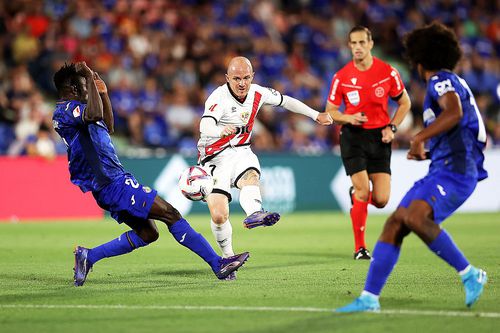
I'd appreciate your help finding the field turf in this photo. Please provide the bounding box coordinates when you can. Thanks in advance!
[0,212,498,333]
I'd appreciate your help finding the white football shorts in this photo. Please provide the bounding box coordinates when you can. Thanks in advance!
[203,146,260,198]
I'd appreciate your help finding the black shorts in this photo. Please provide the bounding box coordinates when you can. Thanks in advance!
[340,125,392,176]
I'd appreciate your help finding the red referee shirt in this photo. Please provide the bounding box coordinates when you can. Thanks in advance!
[327,57,405,129]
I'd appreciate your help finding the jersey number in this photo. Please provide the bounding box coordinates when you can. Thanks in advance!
[208,165,216,176]
[125,178,140,189]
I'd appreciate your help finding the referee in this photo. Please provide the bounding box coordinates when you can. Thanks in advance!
[325,26,411,260]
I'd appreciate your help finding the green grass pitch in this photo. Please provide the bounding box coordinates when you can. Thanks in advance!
[0,212,499,333]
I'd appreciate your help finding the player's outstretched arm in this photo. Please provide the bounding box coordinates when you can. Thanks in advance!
[94,72,114,133]
[76,62,103,123]
[325,101,367,125]
[316,113,334,125]
[281,95,333,125]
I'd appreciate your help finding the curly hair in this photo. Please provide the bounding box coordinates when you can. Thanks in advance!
[403,22,462,71]
[53,63,81,95]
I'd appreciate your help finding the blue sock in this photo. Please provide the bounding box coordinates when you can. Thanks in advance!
[428,229,469,272]
[168,218,221,272]
[87,230,149,265]
[364,241,401,295]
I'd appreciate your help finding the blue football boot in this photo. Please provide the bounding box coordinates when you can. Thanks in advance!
[462,266,487,308]
[335,294,381,313]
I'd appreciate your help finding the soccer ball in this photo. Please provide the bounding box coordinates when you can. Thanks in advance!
[178,166,214,201]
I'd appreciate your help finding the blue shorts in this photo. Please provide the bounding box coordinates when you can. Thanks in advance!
[398,170,477,224]
[93,174,157,224]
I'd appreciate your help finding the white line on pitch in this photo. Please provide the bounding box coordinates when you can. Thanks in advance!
[1,304,499,318]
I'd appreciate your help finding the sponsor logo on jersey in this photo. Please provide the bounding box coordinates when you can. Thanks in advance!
[375,86,385,98]
[346,90,360,106]
[231,106,237,113]
[240,111,250,122]
[73,105,81,118]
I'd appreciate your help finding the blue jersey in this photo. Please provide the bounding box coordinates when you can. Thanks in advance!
[52,100,125,192]
[423,71,488,181]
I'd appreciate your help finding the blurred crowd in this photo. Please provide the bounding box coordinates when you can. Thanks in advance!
[1,0,499,158]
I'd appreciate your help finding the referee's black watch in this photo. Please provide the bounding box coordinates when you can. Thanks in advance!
[387,124,397,133]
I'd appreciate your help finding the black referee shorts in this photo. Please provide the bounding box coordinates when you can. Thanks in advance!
[340,125,392,176]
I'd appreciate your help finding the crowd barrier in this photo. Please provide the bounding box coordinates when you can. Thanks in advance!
[1,150,498,220]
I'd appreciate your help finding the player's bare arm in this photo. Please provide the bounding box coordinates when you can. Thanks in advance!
[325,101,367,125]
[76,62,103,123]
[408,91,462,160]
[94,72,114,133]
[381,89,411,143]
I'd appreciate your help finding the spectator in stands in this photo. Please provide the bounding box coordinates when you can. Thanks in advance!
[0,0,499,154]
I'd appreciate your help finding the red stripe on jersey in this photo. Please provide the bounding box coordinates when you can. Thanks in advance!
[204,133,235,156]
[237,91,262,145]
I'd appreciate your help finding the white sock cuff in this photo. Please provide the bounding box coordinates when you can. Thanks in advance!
[210,219,230,231]
[361,290,380,300]
[459,264,472,276]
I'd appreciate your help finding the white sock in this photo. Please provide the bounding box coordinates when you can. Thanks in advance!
[459,265,472,276]
[239,185,263,216]
[210,219,234,257]
[361,290,380,300]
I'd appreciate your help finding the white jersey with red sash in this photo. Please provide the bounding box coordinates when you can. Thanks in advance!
[197,83,283,164]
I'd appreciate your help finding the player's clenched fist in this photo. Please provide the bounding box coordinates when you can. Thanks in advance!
[94,72,107,94]
[220,125,236,138]
[316,113,333,125]
[75,61,93,78]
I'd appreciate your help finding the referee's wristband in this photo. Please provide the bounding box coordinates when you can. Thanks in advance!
[386,124,397,133]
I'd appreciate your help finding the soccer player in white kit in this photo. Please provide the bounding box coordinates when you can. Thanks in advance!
[197,57,332,277]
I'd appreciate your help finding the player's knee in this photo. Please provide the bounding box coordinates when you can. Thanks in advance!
[354,189,370,202]
[402,212,425,233]
[381,213,401,236]
[212,211,229,225]
[141,229,159,243]
[165,204,182,222]
[380,210,408,244]
[372,196,389,208]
